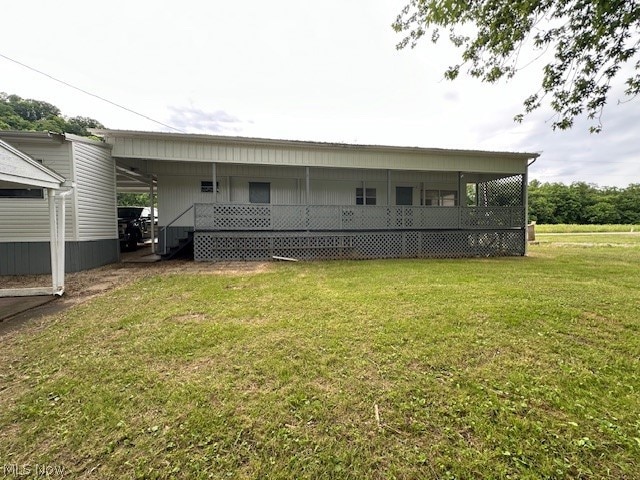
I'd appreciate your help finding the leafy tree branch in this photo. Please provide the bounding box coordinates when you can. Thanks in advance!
[393,0,640,132]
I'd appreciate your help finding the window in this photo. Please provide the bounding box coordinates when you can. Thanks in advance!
[424,190,439,206]
[0,187,44,199]
[441,190,457,206]
[249,182,270,203]
[356,187,376,205]
[424,189,457,206]
[395,186,413,206]
[201,180,219,193]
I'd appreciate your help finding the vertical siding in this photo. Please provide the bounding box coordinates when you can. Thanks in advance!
[158,175,206,227]
[73,142,118,240]
[0,141,75,241]
[111,136,529,174]
[158,163,473,224]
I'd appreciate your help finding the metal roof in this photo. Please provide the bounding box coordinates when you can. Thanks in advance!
[0,138,65,189]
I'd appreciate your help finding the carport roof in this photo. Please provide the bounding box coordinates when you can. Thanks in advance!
[0,138,65,189]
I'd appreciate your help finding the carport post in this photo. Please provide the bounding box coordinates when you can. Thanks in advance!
[149,180,156,254]
[48,188,59,294]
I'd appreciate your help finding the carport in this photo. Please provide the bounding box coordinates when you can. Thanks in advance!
[0,139,70,296]
[115,161,158,254]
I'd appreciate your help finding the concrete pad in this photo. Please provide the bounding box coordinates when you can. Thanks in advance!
[0,295,56,322]
[122,253,162,263]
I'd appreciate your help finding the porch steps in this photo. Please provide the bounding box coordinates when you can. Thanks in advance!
[162,231,194,260]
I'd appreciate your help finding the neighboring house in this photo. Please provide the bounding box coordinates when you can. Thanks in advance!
[0,131,117,275]
[96,129,539,261]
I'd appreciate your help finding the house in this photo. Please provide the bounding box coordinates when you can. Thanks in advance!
[0,131,117,275]
[96,129,539,261]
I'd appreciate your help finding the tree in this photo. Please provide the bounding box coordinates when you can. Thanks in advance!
[117,193,157,207]
[0,92,104,137]
[393,0,640,132]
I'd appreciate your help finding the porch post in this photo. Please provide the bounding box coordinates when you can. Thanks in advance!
[149,179,156,254]
[305,166,310,230]
[305,166,310,204]
[48,189,58,294]
[212,162,217,203]
[458,172,464,229]
[387,169,391,206]
[523,171,529,255]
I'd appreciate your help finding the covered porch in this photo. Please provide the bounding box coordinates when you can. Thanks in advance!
[96,129,537,261]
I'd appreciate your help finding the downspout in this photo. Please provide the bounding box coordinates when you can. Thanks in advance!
[54,187,74,296]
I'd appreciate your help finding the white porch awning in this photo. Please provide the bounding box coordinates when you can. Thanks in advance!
[0,138,69,297]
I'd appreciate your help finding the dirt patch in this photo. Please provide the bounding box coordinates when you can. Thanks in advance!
[0,260,271,336]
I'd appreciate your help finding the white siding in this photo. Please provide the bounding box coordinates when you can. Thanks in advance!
[109,135,531,174]
[0,141,75,241]
[73,142,117,240]
[158,162,471,221]
[158,175,208,227]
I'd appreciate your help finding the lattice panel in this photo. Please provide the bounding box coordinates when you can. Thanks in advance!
[195,203,527,231]
[410,207,459,229]
[195,204,272,230]
[272,205,305,230]
[195,229,525,261]
[477,174,524,208]
[306,206,343,230]
[460,207,526,228]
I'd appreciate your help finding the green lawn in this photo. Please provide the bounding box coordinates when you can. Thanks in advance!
[534,224,639,233]
[1,243,639,479]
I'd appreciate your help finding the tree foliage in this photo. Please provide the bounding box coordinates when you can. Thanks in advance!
[0,92,104,137]
[393,0,640,132]
[117,193,156,207]
[528,180,640,224]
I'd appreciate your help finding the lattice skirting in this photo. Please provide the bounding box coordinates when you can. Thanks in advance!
[194,230,526,261]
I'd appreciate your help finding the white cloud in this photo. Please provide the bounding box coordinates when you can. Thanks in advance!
[167,106,245,134]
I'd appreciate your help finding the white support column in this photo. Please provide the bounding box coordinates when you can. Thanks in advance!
[58,194,65,293]
[48,189,58,295]
[305,167,310,205]
[55,189,74,296]
[387,170,391,206]
[149,179,156,253]
[212,162,217,203]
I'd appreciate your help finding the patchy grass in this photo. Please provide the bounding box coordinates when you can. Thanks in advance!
[535,224,639,233]
[1,244,640,479]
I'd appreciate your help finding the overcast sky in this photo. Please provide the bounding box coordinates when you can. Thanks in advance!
[1,0,638,187]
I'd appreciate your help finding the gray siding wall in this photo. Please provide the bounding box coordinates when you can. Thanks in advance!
[0,239,118,275]
[73,142,117,240]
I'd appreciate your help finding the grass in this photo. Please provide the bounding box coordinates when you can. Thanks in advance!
[534,224,639,233]
[1,244,640,479]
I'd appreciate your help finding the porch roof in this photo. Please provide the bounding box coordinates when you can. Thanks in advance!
[94,129,539,175]
[0,138,65,189]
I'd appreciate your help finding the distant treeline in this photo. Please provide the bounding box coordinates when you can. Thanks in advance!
[528,180,640,224]
[0,92,103,137]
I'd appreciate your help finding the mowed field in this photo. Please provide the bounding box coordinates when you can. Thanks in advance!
[1,231,639,479]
